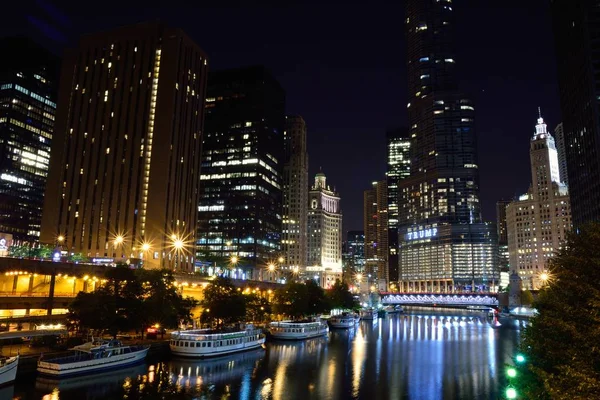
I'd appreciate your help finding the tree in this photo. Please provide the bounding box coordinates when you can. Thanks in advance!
[516,224,600,399]
[274,282,308,318]
[68,265,197,338]
[137,269,198,334]
[327,280,358,310]
[520,289,534,306]
[245,293,271,322]
[201,277,245,327]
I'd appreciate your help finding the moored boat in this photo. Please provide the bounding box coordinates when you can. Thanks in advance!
[0,355,18,385]
[328,314,359,329]
[269,319,329,340]
[37,339,149,378]
[359,309,376,320]
[170,324,265,358]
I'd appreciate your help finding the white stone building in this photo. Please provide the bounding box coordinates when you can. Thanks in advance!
[307,172,342,288]
[506,113,572,289]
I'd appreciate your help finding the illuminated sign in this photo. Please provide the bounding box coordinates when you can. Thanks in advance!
[92,258,114,264]
[406,228,438,240]
[0,239,7,251]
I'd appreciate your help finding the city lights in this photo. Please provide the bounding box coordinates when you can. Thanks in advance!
[507,367,517,378]
[141,242,151,252]
[57,235,64,243]
[505,387,518,399]
[268,263,276,272]
[230,255,238,264]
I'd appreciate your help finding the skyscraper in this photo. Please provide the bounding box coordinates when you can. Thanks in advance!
[346,230,365,274]
[197,66,285,278]
[307,172,342,288]
[399,0,497,292]
[386,127,410,283]
[551,1,600,227]
[0,37,59,242]
[506,114,571,289]
[282,115,308,275]
[41,22,208,270]
[553,122,568,186]
[496,199,511,272]
[363,181,389,290]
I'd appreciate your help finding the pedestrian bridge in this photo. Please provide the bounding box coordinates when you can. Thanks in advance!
[380,292,499,308]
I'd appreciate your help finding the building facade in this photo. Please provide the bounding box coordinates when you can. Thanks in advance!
[386,127,410,283]
[553,122,568,186]
[496,200,511,274]
[307,172,342,288]
[0,37,59,242]
[399,0,497,291]
[506,115,571,290]
[363,181,390,290]
[345,230,365,274]
[197,66,285,278]
[41,22,208,270]
[282,115,308,275]
[551,1,600,227]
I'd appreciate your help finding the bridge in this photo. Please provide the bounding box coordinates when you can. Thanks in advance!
[380,292,499,308]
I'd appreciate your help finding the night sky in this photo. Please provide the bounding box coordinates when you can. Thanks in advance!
[3,0,561,233]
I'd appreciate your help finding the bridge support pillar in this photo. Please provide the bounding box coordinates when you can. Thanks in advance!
[11,276,18,294]
[28,275,34,295]
[46,270,56,316]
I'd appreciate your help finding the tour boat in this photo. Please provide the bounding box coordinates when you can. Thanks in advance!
[170,324,265,358]
[359,309,376,320]
[269,319,329,340]
[0,356,18,385]
[328,313,359,329]
[37,339,149,377]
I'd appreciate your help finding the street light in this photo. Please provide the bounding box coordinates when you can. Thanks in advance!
[231,255,238,265]
[141,242,151,252]
[57,235,65,243]
[278,256,284,264]
[505,387,518,399]
[114,235,124,246]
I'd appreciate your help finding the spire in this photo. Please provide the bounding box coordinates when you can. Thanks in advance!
[534,107,548,138]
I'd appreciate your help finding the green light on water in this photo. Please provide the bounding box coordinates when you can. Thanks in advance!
[506,387,518,399]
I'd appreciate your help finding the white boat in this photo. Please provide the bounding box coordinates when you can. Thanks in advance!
[269,320,329,340]
[170,324,265,358]
[0,356,18,385]
[37,339,149,377]
[359,309,376,320]
[328,314,359,329]
[385,306,404,314]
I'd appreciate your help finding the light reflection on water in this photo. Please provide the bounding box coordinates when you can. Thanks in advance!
[15,309,521,400]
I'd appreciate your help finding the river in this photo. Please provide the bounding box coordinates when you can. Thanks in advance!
[9,308,524,399]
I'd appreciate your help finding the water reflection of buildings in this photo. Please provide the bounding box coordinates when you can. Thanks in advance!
[167,348,265,389]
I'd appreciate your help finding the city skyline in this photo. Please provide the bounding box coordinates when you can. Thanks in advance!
[1,0,561,232]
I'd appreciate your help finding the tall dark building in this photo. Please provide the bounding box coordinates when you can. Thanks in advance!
[282,115,308,273]
[0,37,59,242]
[386,127,410,283]
[496,200,511,272]
[197,66,285,277]
[551,1,600,227]
[41,22,208,270]
[399,0,497,292]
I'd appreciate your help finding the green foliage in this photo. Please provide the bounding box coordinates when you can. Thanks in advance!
[68,266,197,337]
[245,293,271,322]
[520,289,534,306]
[68,253,86,262]
[326,279,358,310]
[274,280,329,318]
[201,277,246,327]
[516,224,600,399]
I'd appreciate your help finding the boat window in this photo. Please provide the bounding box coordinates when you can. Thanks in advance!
[201,342,206,347]
[208,342,211,347]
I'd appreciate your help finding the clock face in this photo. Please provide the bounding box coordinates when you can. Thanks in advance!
[312,199,318,209]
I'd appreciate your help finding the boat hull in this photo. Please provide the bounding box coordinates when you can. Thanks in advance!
[170,337,265,358]
[269,327,329,340]
[37,347,149,378]
[0,356,18,385]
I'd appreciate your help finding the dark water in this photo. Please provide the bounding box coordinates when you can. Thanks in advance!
[10,309,523,400]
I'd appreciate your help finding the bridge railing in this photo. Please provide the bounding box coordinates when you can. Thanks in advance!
[381,293,499,307]
[0,292,76,298]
